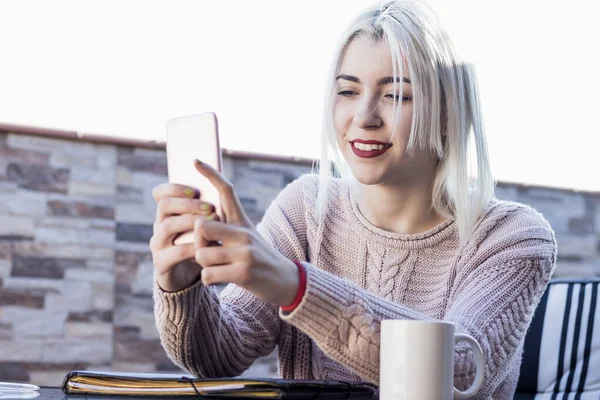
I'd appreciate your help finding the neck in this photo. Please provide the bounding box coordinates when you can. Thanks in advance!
[355,176,446,235]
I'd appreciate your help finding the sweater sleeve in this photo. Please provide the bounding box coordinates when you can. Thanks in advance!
[280,203,557,398]
[153,175,310,378]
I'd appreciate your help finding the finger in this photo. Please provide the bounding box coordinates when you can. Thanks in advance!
[156,197,216,224]
[193,159,250,226]
[201,263,249,286]
[195,245,249,268]
[194,217,248,245]
[152,183,200,203]
[152,243,196,274]
[153,213,218,249]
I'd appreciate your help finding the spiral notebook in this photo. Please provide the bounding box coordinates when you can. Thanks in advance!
[61,370,378,399]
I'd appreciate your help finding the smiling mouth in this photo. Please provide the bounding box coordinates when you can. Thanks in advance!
[350,140,392,158]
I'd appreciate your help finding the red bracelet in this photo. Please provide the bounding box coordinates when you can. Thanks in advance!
[281,260,307,312]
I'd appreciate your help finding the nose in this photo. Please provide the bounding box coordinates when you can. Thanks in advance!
[353,95,382,129]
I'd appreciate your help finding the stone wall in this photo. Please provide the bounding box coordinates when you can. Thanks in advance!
[0,128,598,384]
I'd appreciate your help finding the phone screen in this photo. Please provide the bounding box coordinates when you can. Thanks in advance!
[166,112,222,244]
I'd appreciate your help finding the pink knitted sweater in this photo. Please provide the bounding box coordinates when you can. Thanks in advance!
[154,174,557,399]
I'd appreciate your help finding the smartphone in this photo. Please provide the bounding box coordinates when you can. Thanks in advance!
[166,112,222,245]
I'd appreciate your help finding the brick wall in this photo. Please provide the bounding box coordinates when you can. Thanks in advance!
[0,129,598,384]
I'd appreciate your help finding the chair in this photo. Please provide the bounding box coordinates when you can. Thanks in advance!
[515,278,600,399]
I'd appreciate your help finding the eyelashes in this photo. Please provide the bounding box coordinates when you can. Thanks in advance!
[336,91,412,103]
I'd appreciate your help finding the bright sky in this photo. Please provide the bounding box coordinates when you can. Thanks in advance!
[1,1,598,191]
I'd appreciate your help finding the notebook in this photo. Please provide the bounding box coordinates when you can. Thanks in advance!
[61,370,378,399]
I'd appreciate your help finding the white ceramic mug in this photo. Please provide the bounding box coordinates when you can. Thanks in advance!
[379,320,485,400]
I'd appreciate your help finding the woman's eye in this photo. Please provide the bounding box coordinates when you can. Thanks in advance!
[337,90,356,97]
[385,94,412,102]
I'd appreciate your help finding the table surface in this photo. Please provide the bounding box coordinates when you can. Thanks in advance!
[32,387,376,400]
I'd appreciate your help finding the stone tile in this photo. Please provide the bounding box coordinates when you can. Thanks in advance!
[116,222,153,243]
[49,152,97,168]
[0,322,12,340]
[0,339,43,361]
[90,219,117,231]
[47,192,114,207]
[6,162,69,193]
[0,145,51,165]
[48,200,114,220]
[109,362,157,373]
[115,203,156,224]
[0,190,47,216]
[0,362,29,381]
[67,310,113,323]
[0,289,45,308]
[87,260,115,271]
[92,281,115,310]
[116,184,143,203]
[131,261,154,296]
[6,134,95,155]
[96,145,118,168]
[129,171,167,192]
[64,268,113,283]
[115,241,153,253]
[0,242,10,259]
[2,277,64,292]
[0,215,35,238]
[12,255,85,279]
[69,181,116,196]
[116,167,134,186]
[113,337,170,364]
[553,261,596,278]
[118,149,168,175]
[4,309,67,337]
[66,322,112,338]
[11,242,114,261]
[0,259,11,278]
[35,227,115,247]
[41,338,112,364]
[556,234,597,258]
[59,281,94,312]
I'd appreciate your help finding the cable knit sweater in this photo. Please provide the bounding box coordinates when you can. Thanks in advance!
[154,174,557,399]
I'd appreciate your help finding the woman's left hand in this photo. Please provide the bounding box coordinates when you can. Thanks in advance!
[191,159,300,307]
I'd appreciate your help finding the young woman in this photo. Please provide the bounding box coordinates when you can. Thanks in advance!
[151,1,556,398]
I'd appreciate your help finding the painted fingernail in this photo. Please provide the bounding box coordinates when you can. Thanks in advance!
[200,203,211,211]
[206,214,215,220]
[184,188,196,197]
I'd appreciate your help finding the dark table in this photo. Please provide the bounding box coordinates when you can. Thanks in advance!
[33,388,376,399]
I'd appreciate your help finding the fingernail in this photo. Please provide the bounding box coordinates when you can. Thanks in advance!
[194,159,203,166]
[200,203,211,211]
[184,188,195,197]
[206,214,215,220]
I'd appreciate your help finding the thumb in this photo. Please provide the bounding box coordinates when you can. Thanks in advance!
[193,159,251,227]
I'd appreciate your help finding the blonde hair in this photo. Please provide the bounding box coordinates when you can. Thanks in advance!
[314,0,494,244]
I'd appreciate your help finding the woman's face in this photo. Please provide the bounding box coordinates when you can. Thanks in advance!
[333,36,438,187]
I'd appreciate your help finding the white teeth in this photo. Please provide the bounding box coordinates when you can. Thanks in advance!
[353,142,387,151]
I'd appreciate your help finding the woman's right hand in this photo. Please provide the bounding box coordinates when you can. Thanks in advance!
[150,183,218,292]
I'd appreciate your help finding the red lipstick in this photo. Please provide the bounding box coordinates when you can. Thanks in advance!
[350,139,392,159]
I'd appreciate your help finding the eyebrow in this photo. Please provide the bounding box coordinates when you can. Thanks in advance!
[335,74,411,85]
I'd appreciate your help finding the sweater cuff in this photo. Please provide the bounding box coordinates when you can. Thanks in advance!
[279,262,350,341]
[154,278,206,327]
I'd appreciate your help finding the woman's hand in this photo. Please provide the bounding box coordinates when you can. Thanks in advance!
[150,183,219,292]
[192,160,300,307]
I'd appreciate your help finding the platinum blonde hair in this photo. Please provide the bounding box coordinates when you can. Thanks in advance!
[314,0,494,244]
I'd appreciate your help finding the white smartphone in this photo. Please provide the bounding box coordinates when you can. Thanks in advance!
[166,112,223,245]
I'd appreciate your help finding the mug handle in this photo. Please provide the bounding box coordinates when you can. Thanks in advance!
[453,333,485,399]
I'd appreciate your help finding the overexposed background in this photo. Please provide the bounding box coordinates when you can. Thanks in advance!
[0,0,598,190]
